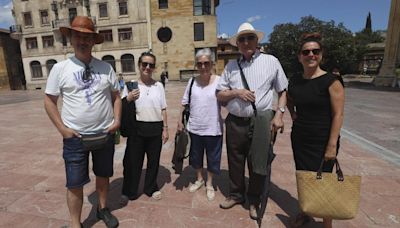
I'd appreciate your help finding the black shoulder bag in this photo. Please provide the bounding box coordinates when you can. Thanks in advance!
[120,82,137,137]
[237,59,257,116]
[182,77,195,124]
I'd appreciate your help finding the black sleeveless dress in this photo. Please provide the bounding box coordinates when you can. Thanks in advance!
[288,73,342,172]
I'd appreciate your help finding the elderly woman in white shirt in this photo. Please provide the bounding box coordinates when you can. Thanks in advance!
[177,48,223,201]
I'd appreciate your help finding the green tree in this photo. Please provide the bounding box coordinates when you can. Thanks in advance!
[365,12,372,33]
[267,22,302,77]
[267,16,356,77]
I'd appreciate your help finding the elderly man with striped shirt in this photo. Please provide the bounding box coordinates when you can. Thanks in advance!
[216,22,288,220]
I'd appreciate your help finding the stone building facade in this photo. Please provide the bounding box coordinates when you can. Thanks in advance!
[0,28,25,90]
[10,0,219,89]
[11,0,150,89]
[150,0,219,80]
[375,0,400,86]
[215,37,239,75]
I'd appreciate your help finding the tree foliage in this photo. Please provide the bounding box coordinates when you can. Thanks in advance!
[266,15,379,77]
[365,12,372,33]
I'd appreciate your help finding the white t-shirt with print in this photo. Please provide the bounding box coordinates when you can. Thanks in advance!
[45,56,119,134]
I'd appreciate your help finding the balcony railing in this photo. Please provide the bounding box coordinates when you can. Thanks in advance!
[9,25,22,33]
[9,25,22,40]
[52,19,70,30]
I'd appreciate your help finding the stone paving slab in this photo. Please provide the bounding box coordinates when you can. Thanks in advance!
[0,81,399,227]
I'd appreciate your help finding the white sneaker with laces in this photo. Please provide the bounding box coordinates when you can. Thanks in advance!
[206,186,215,201]
[189,179,205,192]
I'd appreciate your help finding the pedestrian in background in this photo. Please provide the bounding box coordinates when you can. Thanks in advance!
[331,66,344,86]
[288,33,345,228]
[160,70,168,87]
[177,48,223,201]
[216,22,288,220]
[121,51,169,203]
[44,16,120,228]
[118,73,125,92]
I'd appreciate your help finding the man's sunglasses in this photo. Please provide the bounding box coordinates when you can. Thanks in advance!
[141,62,156,69]
[82,65,92,82]
[301,49,321,56]
[237,34,257,43]
[196,61,211,67]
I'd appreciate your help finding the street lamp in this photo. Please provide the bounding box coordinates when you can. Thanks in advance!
[51,1,59,20]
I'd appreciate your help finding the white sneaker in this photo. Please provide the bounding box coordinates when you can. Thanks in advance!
[206,186,215,201]
[189,179,205,192]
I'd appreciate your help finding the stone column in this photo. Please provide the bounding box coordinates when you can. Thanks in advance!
[375,0,400,86]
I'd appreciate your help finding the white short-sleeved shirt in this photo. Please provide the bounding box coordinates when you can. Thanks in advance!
[217,51,288,117]
[45,56,119,134]
[122,81,167,122]
[182,76,223,136]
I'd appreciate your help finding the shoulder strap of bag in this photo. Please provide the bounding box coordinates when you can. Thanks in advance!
[237,59,257,116]
[188,76,195,105]
[182,77,196,125]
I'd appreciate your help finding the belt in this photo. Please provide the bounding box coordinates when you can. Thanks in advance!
[229,113,252,122]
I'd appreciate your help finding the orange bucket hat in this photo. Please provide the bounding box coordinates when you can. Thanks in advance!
[59,16,104,44]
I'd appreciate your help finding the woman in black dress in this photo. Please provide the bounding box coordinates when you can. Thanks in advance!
[288,33,345,228]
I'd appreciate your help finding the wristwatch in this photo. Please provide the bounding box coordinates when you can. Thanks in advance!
[278,107,285,113]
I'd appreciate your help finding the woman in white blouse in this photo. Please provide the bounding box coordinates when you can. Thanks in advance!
[178,48,223,201]
[121,52,168,202]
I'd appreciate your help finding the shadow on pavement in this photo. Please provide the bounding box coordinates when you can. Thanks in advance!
[83,178,124,227]
[269,182,323,227]
[83,165,172,227]
[172,165,232,198]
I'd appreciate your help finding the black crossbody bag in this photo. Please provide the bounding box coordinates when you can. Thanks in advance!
[80,132,111,151]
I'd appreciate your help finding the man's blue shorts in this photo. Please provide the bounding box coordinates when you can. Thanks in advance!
[189,133,222,175]
[62,135,115,189]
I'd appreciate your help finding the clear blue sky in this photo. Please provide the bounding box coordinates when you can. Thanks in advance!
[216,0,391,42]
[0,0,391,42]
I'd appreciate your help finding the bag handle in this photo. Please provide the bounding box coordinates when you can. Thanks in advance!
[316,159,344,182]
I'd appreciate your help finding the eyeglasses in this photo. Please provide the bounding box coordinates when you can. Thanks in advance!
[82,65,92,82]
[237,35,257,43]
[141,62,156,69]
[301,49,321,56]
[196,61,211,68]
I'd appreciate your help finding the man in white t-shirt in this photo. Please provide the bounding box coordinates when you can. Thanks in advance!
[44,16,120,228]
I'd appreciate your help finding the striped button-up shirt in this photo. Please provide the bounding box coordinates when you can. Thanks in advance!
[216,51,288,117]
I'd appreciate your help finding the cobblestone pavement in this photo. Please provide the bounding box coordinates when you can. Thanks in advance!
[0,81,399,227]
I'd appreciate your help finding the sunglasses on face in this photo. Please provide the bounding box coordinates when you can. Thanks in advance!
[237,34,257,43]
[196,61,211,67]
[82,65,92,82]
[301,49,321,56]
[141,62,155,69]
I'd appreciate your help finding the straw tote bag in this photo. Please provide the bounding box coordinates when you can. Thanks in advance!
[296,159,361,220]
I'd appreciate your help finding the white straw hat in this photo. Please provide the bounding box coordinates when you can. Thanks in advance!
[229,22,264,46]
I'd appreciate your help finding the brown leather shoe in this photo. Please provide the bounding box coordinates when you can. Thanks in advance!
[249,204,259,220]
[219,197,245,209]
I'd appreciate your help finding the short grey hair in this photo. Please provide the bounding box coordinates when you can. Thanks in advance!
[195,48,215,63]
